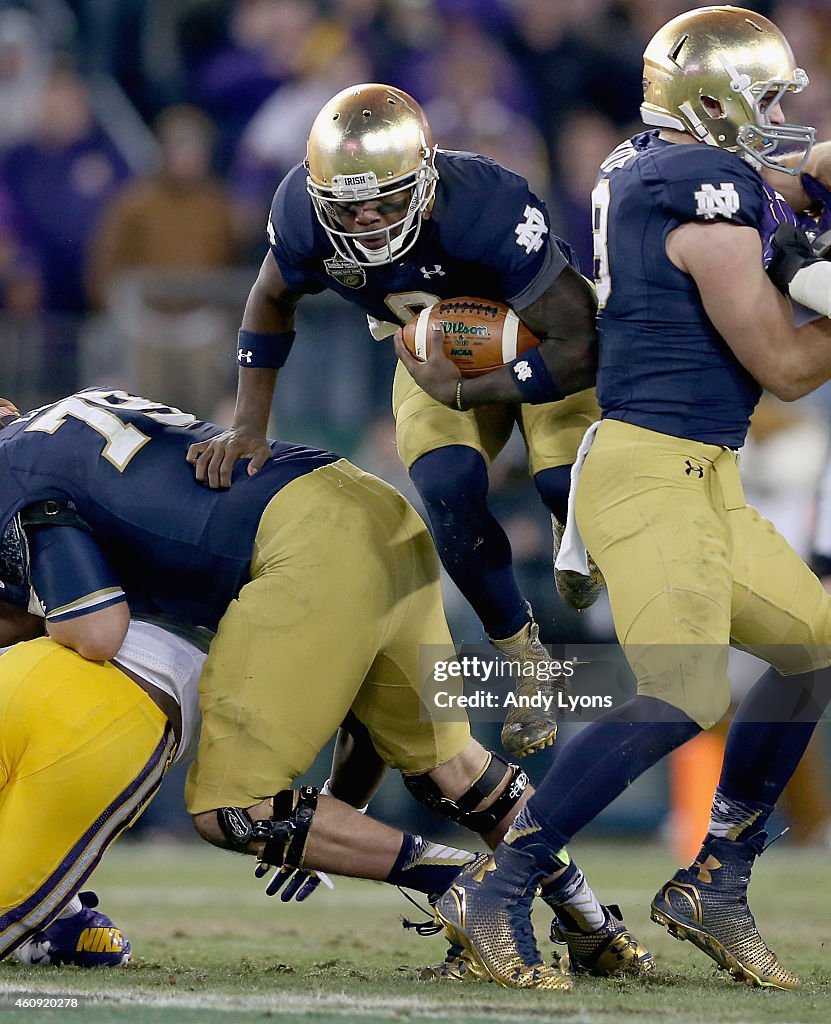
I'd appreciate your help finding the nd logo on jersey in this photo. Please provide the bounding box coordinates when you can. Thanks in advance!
[694,182,740,220]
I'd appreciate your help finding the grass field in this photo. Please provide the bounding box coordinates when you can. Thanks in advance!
[1,839,828,1024]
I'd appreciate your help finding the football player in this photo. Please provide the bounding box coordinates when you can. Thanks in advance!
[0,602,206,967]
[0,391,650,988]
[184,83,604,760]
[433,6,831,991]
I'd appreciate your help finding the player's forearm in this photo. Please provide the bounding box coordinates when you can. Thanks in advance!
[455,363,590,408]
[776,316,831,400]
[231,367,279,434]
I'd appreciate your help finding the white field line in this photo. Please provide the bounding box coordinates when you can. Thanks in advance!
[0,982,551,1020]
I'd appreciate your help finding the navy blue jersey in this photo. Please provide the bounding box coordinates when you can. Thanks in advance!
[268,150,572,327]
[0,389,338,629]
[594,131,772,447]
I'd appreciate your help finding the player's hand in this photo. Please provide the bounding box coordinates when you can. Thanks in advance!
[767,223,819,294]
[254,862,333,902]
[394,325,461,407]
[186,429,272,489]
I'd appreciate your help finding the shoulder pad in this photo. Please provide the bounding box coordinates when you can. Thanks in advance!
[646,146,765,229]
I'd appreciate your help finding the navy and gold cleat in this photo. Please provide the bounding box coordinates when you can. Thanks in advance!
[418,942,470,982]
[550,904,655,977]
[650,835,799,990]
[15,892,132,968]
[493,605,565,758]
[434,848,571,990]
[551,515,605,611]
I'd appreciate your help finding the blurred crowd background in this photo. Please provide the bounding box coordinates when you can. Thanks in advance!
[2,0,831,848]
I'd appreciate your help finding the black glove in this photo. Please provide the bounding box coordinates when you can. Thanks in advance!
[768,222,820,294]
[254,861,332,902]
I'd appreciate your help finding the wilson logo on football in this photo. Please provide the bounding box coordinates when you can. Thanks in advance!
[440,321,489,336]
[401,296,540,378]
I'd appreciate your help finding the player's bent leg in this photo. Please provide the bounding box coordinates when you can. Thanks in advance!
[409,446,529,639]
[649,502,831,990]
[402,739,529,848]
[0,641,173,963]
[185,460,427,816]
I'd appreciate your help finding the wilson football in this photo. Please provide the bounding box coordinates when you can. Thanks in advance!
[401,297,540,377]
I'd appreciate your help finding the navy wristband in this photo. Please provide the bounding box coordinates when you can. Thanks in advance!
[509,346,563,405]
[237,329,296,369]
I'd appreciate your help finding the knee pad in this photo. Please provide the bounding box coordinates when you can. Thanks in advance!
[403,751,529,833]
[410,446,489,511]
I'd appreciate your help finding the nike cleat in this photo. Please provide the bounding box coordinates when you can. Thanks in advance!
[551,515,605,611]
[650,835,799,990]
[551,903,655,977]
[492,605,565,758]
[15,892,132,968]
[434,848,571,990]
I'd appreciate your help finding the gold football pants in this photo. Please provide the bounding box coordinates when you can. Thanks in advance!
[186,459,471,814]
[576,419,831,727]
[392,361,600,475]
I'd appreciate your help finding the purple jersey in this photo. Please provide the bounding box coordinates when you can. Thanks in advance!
[267,150,573,328]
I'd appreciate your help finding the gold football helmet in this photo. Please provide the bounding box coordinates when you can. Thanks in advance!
[641,6,815,173]
[305,83,438,266]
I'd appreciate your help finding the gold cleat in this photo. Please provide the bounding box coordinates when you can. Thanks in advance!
[417,943,469,982]
[492,607,565,758]
[650,837,799,991]
[434,852,572,991]
[551,515,605,611]
[551,904,655,977]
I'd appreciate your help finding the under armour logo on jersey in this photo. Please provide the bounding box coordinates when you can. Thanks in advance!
[694,183,740,220]
[238,349,253,364]
[266,214,276,247]
[513,360,533,382]
[685,459,704,478]
[514,206,548,254]
[420,264,445,278]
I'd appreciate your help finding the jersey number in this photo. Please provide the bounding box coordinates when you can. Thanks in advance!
[24,389,196,471]
[591,178,611,309]
[385,290,440,325]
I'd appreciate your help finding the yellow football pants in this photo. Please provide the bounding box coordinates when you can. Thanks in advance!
[186,459,471,814]
[576,419,831,727]
[392,360,600,475]
[0,639,173,958]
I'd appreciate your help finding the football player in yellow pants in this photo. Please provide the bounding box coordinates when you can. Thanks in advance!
[0,614,205,966]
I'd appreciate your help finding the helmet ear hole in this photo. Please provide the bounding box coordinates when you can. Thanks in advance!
[701,95,725,119]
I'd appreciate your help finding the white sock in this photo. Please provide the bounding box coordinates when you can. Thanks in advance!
[57,895,83,919]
